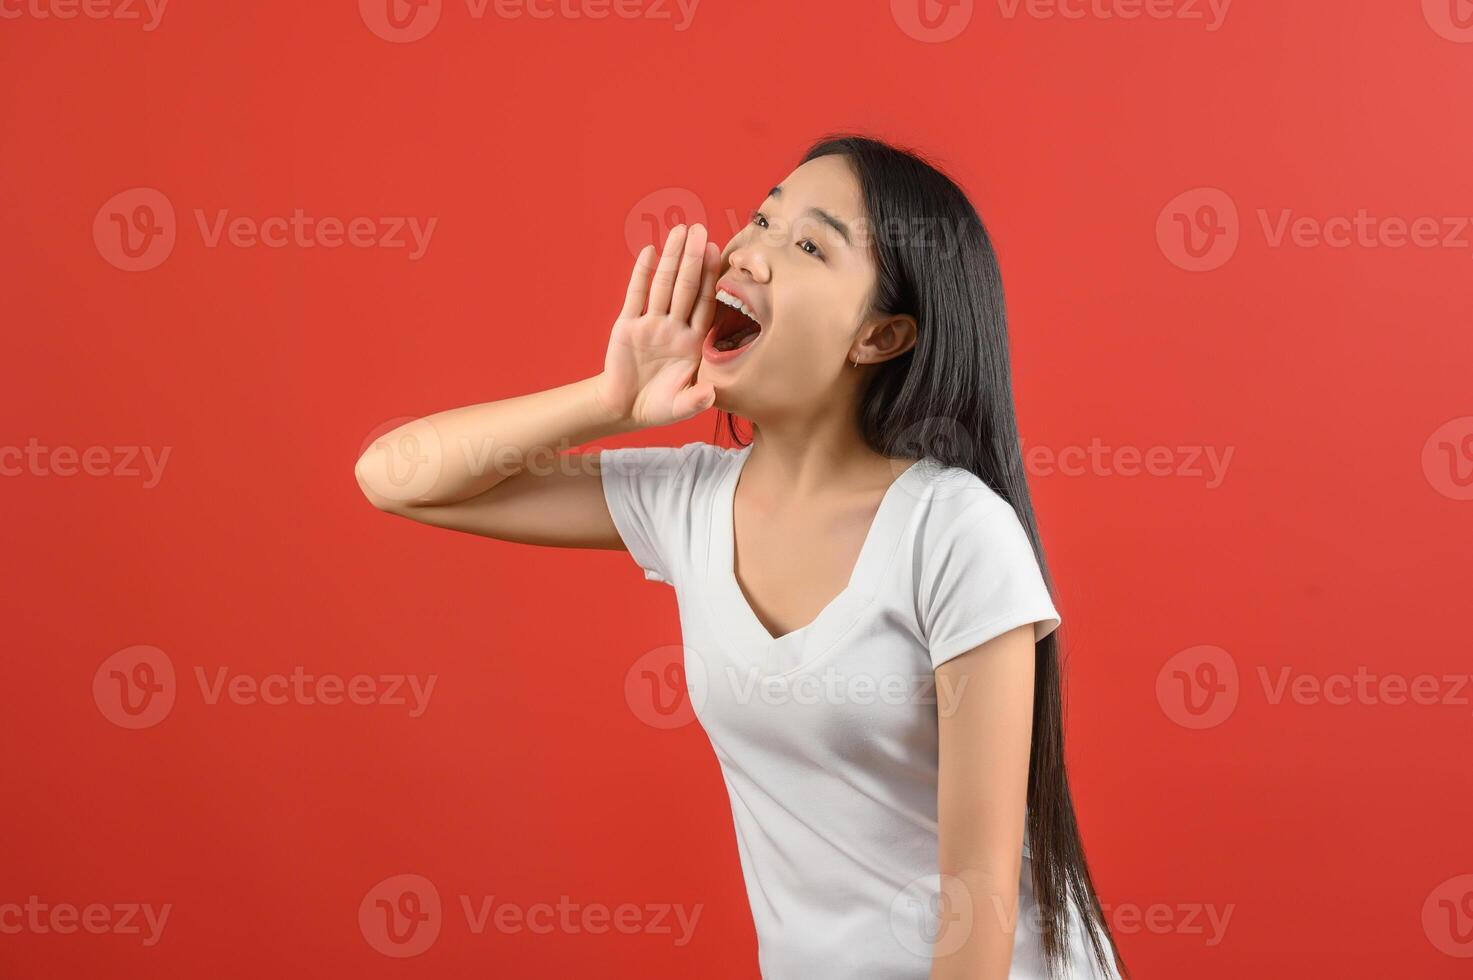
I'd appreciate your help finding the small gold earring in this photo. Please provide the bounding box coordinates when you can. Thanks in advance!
[851,354,860,368]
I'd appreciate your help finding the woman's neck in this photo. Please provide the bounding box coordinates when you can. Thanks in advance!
[740,414,907,502]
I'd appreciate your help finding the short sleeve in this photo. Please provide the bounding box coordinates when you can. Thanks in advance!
[919,500,1062,670]
[598,441,711,587]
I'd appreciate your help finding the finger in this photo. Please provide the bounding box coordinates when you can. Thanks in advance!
[671,381,716,421]
[620,244,656,319]
[668,223,708,324]
[646,224,688,317]
[688,241,722,334]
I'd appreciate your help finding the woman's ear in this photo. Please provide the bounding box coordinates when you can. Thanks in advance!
[851,314,919,366]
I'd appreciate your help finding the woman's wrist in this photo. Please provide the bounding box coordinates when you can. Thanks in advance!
[579,373,644,437]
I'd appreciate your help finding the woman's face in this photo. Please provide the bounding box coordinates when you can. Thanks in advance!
[697,154,911,421]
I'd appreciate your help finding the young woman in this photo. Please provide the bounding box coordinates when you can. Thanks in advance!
[355,134,1127,980]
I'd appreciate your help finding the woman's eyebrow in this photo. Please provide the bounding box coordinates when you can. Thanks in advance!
[766,184,853,245]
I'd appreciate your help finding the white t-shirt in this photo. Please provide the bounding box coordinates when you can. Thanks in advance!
[600,440,1114,979]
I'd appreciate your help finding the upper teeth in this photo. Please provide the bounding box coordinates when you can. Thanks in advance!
[716,289,761,325]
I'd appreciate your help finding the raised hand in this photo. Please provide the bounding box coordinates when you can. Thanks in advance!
[595,223,722,428]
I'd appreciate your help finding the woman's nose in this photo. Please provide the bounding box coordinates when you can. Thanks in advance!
[725,240,770,282]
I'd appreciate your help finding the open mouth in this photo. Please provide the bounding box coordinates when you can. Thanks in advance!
[711,302,763,351]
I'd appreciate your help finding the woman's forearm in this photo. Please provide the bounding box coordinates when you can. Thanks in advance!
[354,373,639,508]
[355,224,718,514]
[930,867,1021,980]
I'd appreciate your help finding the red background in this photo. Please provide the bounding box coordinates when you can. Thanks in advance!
[3,1,1471,976]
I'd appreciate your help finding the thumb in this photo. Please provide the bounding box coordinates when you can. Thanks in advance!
[671,382,716,420]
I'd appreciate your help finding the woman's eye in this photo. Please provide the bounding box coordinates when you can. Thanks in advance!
[750,210,824,260]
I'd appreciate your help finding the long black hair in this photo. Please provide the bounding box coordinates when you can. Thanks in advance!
[717,133,1127,980]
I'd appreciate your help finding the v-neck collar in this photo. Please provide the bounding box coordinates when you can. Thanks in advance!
[704,445,931,677]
